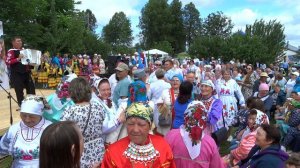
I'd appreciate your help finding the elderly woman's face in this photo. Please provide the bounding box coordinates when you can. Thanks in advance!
[223,71,231,81]
[98,82,111,100]
[200,84,213,96]
[20,112,42,127]
[171,77,181,89]
[255,127,272,149]
[126,117,150,145]
[259,90,269,97]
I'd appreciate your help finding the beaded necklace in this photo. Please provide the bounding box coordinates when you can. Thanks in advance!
[124,138,160,166]
[201,96,214,111]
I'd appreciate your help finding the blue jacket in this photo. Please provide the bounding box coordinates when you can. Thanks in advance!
[270,90,286,106]
[238,144,289,168]
[172,99,191,129]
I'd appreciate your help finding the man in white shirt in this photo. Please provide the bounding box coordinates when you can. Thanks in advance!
[147,60,162,84]
[148,68,171,102]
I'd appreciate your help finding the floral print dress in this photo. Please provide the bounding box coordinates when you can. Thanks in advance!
[62,99,105,168]
[216,78,245,126]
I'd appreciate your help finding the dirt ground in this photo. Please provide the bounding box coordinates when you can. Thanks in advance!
[0,88,54,132]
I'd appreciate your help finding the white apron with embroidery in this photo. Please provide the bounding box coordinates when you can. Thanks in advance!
[10,119,51,168]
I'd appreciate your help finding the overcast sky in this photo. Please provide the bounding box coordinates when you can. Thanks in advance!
[76,0,300,47]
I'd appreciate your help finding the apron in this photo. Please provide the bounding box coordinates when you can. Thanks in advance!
[11,128,41,168]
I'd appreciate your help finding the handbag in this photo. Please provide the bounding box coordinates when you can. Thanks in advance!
[158,113,172,127]
[211,110,228,146]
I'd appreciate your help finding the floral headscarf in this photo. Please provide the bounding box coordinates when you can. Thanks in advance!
[181,101,207,160]
[255,109,269,125]
[56,73,77,99]
[183,101,208,145]
[126,102,153,124]
[247,109,269,131]
[127,80,147,106]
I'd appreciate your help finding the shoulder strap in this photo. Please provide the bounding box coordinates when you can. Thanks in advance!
[82,103,92,136]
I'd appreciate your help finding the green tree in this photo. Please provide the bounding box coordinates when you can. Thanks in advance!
[153,41,173,55]
[169,0,185,54]
[183,2,201,49]
[102,12,133,54]
[84,9,97,31]
[0,0,48,48]
[203,11,233,38]
[139,0,172,49]
[245,19,285,61]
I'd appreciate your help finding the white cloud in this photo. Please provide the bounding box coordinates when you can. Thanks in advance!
[226,8,257,31]
[76,0,143,29]
[225,7,300,47]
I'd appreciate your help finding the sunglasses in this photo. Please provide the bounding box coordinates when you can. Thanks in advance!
[155,64,162,66]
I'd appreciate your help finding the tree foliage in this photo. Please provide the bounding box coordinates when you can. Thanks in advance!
[102,11,133,54]
[0,0,112,58]
[183,2,201,48]
[169,0,185,54]
[153,41,174,55]
[139,0,172,50]
[203,11,233,38]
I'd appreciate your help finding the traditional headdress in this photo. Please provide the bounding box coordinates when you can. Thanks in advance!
[21,95,49,116]
[201,80,215,90]
[126,102,153,124]
[181,101,207,159]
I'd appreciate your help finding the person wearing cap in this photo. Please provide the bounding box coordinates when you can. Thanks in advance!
[101,102,175,168]
[253,83,273,118]
[166,101,224,168]
[113,62,131,108]
[198,80,224,136]
[286,71,299,98]
[0,95,52,168]
[253,72,269,93]
[132,68,147,82]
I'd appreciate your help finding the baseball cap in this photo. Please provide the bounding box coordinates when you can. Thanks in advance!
[115,63,129,71]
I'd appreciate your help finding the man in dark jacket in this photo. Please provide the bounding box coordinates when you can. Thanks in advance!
[5,36,35,106]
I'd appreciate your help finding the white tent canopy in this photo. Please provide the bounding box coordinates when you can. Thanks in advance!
[144,49,168,57]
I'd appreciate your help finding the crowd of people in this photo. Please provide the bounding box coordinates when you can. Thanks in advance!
[0,36,300,168]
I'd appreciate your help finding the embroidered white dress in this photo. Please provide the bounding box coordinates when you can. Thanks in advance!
[0,118,52,168]
[216,79,245,126]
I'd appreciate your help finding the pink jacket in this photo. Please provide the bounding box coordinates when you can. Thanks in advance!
[165,129,225,168]
[231,130,257,164]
